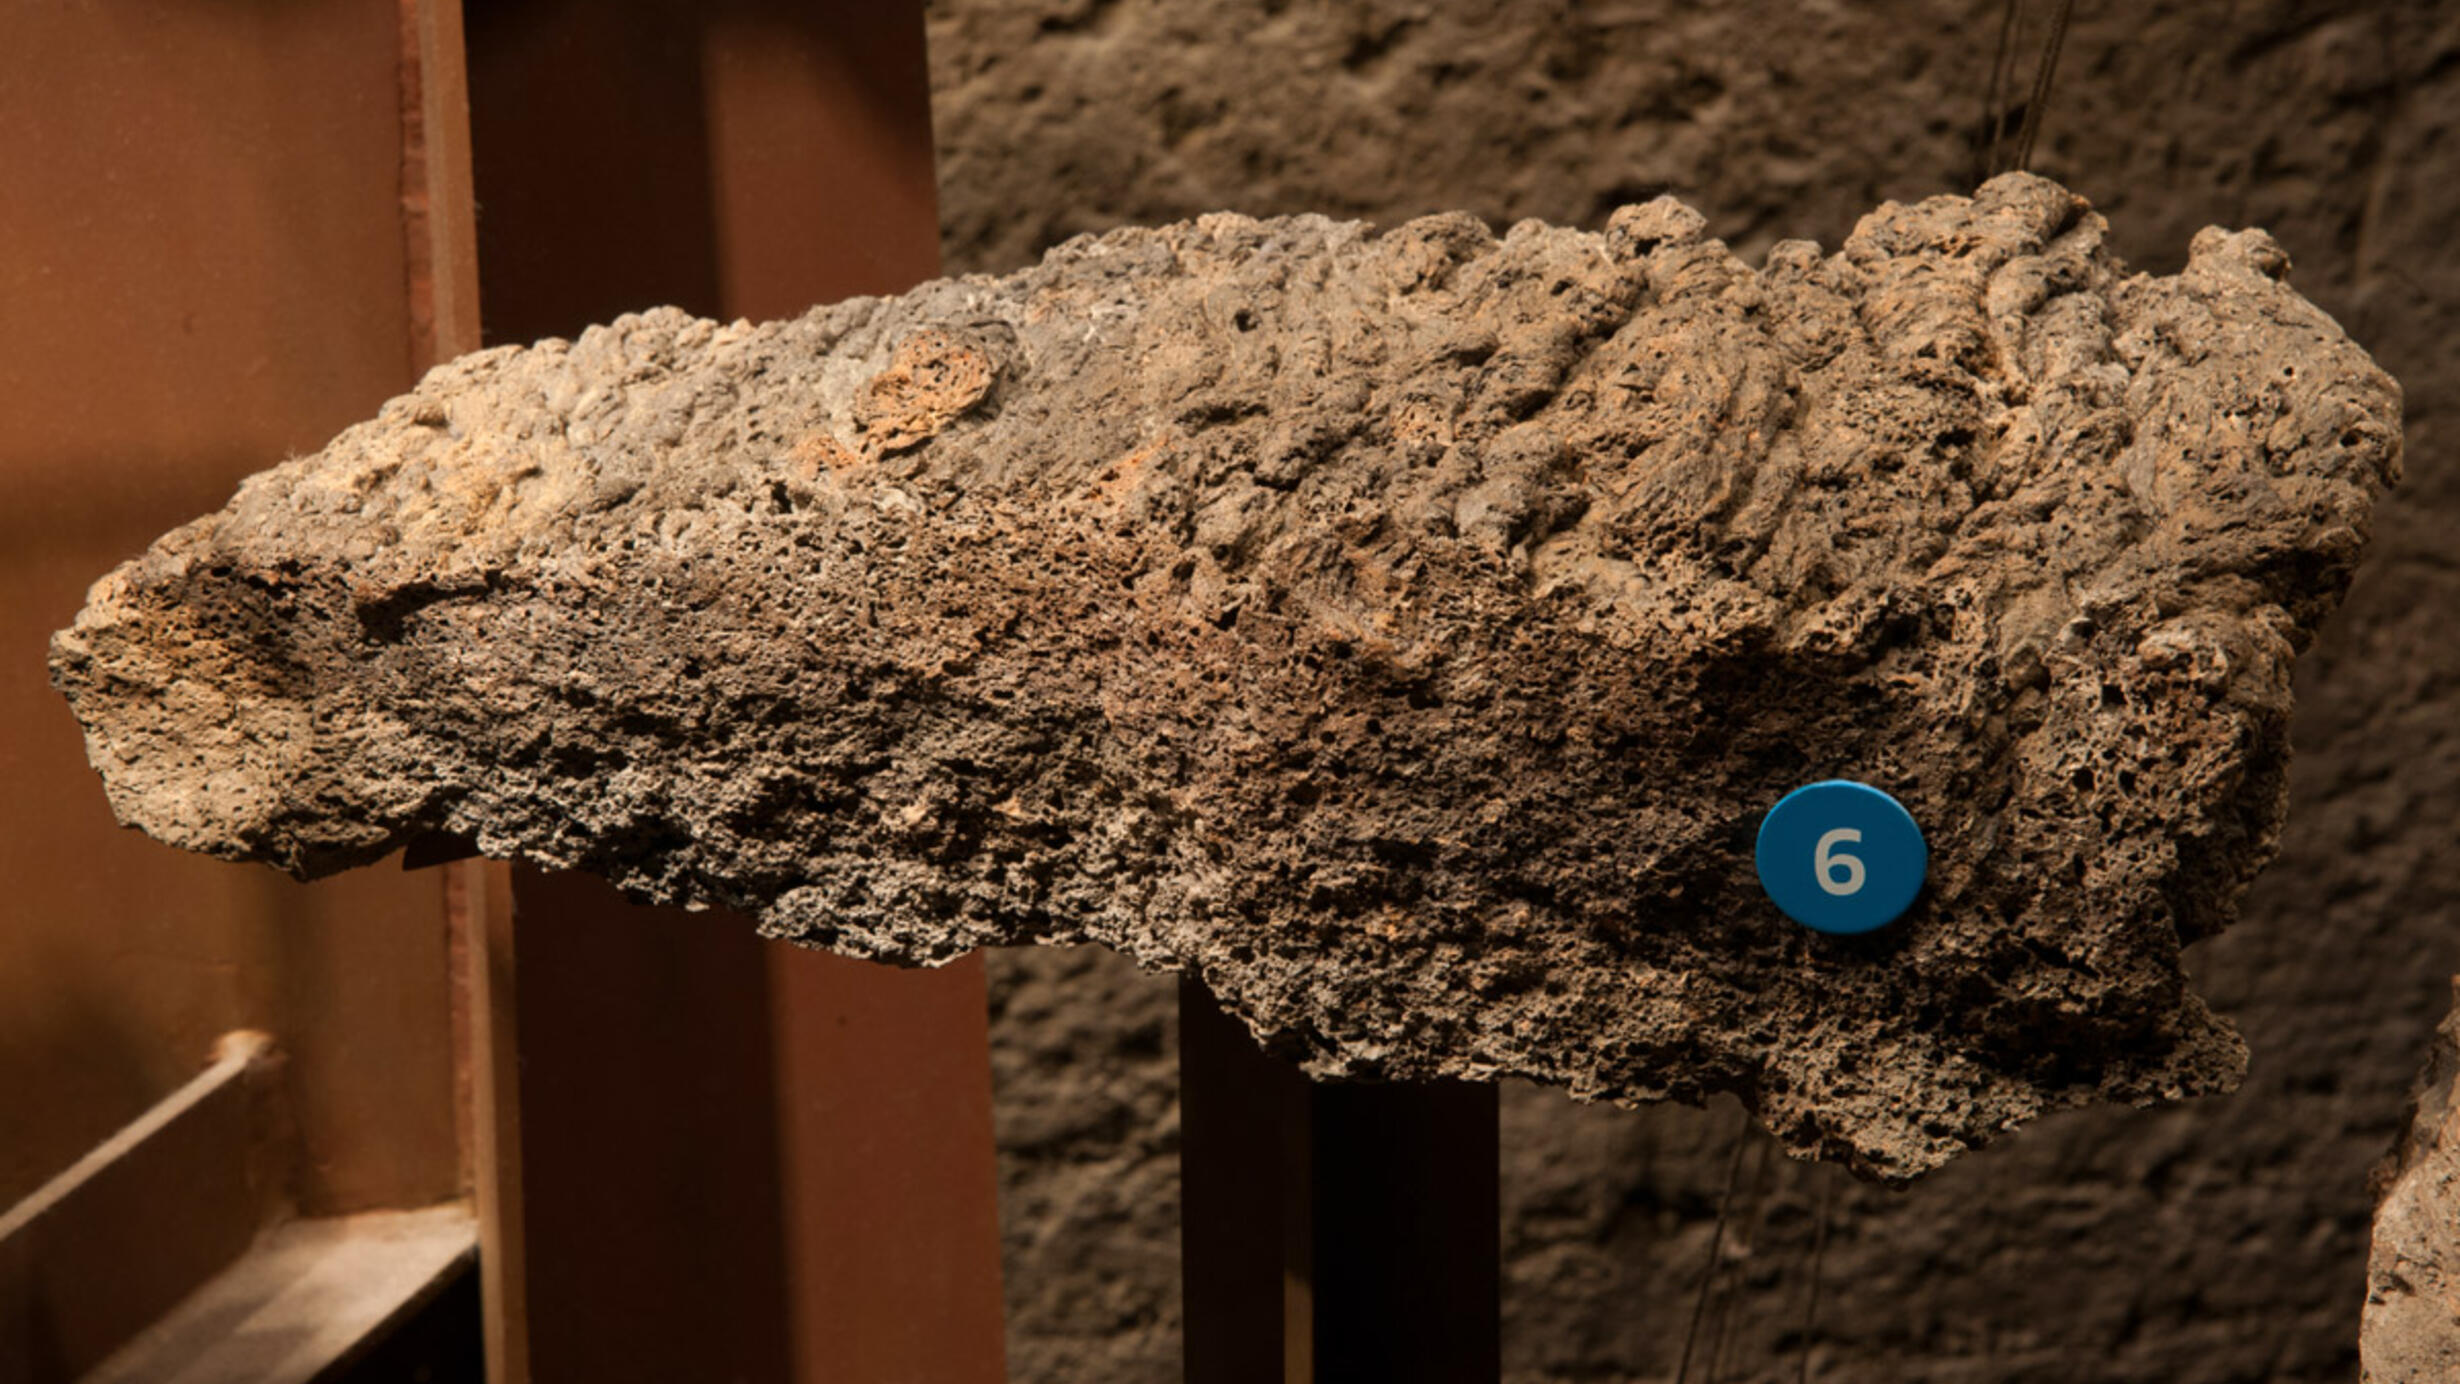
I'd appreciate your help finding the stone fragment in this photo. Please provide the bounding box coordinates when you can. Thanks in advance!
[2363,981,2460,1382]
[50,175,2399,1178]
[852,326,1004,455]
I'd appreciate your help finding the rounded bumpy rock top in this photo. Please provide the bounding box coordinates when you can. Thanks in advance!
[50,174,2400,1179]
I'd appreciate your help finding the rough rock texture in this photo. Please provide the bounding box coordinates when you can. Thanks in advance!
[2364,980,2460,1383]
[53,174,2394,1188]
[923,2,2460,1380]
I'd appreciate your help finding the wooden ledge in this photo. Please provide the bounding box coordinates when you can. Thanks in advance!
[1,1033,285,1383]
[83,1206,476,1384]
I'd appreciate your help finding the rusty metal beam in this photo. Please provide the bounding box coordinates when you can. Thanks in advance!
[458,3,1007,1378]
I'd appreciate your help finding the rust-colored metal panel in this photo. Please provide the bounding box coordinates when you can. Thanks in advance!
[506,870,799,1382]
[464,4,1007,1379]
[767,948,1007,1382]
[453,859,528,1384]
[0,0,461,1219]
[698,6,944,318]
[500,880,1009,1384]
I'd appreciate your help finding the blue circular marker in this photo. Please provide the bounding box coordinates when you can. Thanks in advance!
[1755,780,1927,935]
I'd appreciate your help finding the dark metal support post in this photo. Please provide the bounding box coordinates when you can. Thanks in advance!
[1181,979,1501,1384]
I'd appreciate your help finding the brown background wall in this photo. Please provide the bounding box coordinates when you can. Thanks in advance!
[923,1,2460,1380]
[0,3,464,1221]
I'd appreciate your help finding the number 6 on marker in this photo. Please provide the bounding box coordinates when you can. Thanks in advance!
[1755,781,1926,934]
[1814,828,1865,896]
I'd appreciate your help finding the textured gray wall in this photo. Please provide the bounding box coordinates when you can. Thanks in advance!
[925,2,2460,1379]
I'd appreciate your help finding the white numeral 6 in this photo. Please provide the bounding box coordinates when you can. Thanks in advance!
[1814,828,1866,897]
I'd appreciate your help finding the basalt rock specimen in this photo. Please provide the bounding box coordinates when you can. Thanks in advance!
[2363,982,2460,1383]
[51,174,2398,1178]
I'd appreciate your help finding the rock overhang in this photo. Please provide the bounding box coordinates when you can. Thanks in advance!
[50,173,2402,1180]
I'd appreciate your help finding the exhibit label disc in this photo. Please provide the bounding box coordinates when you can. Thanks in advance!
[1754,780,1927,935]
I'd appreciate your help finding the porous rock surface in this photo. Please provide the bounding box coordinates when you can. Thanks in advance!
[51,174,2397,1178]
[2363,980,2460,1383]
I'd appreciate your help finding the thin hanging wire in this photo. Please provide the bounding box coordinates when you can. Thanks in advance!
[1979,0,2026,181]
[1703,1132,1780,1384]
[2012,0,2079,171]
[1676,1111,1755,1384]
[1796,1167,1836,1384]
[1980,0,2080,179]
